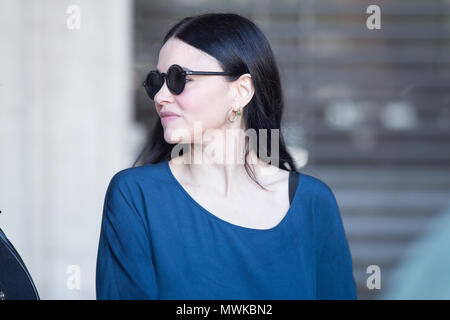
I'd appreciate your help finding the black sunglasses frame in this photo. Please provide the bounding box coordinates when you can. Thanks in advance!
[142,64,231,100]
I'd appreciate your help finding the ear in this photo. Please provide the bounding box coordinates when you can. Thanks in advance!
[233,73,255,108]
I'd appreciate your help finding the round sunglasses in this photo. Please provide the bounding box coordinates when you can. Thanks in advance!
[142,64,231,100]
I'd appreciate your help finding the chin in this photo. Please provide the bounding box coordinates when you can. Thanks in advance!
[164,126,190,145]
[164,133,181,144]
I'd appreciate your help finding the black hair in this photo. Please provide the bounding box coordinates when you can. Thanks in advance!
[133,12,297,190]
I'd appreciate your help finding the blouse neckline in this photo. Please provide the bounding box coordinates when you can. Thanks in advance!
[163,159,302,234]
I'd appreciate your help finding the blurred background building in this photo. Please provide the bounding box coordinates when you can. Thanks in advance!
[1,0,449,299]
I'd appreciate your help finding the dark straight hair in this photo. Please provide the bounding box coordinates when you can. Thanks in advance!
[133,12,297,190]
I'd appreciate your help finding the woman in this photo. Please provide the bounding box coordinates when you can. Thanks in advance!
[96,13,357,300]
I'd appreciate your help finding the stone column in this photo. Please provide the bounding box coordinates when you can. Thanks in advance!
[0,0,136,299]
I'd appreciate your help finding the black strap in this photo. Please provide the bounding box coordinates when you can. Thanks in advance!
[289,171,299,205]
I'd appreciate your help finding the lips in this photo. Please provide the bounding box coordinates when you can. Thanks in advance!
[160,111,180,118]
[160,110,180,125]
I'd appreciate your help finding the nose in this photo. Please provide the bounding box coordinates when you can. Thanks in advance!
[154,74,174,104]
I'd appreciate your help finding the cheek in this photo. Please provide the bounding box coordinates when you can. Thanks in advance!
[176,85,228,128]
[176,94,198,112]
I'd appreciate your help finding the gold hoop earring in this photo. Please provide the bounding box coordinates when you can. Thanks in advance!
[227,106,243,123]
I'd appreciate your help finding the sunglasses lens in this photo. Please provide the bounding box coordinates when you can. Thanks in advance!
[167,65,186,95]
[143,65,187,100]
[144,71,163,100]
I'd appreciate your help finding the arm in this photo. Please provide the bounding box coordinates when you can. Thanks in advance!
[315,183,357,300]
[96,171,158,299]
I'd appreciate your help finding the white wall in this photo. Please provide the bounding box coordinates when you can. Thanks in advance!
[0,0,139,299]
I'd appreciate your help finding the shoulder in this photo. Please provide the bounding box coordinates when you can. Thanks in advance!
[104,162,170,203]
[297,172,336,201]
[102,162,171,220]
[297,172,341,228]
[108,161,169,188]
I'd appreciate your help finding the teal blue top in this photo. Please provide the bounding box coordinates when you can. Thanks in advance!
[96,160,357,299]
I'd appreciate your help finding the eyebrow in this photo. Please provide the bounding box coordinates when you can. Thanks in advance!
[156,65,192,72]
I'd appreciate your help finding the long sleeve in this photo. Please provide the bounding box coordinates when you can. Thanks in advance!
[315,183,357,300]
[96,172,158,299]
